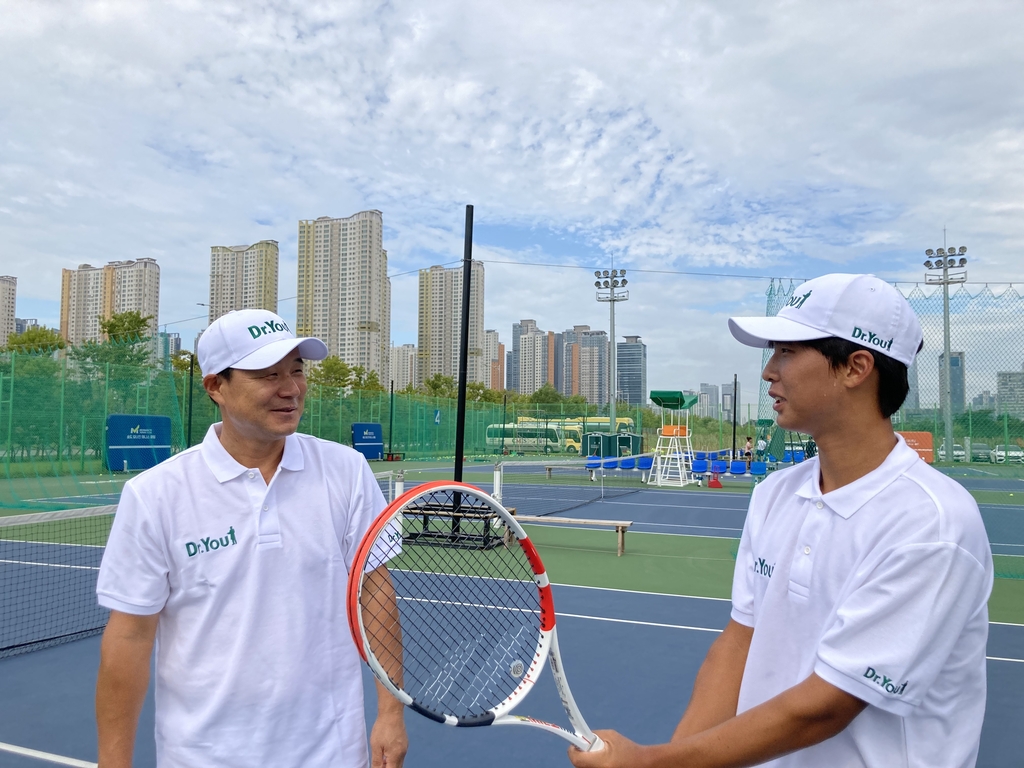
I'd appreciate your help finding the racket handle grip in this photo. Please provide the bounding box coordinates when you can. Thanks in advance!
[587,735,606,752]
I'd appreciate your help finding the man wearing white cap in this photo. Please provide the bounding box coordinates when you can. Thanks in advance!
[95,310,407,768]
[570,274,992,768]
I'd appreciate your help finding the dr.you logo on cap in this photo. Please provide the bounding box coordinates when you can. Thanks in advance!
[851,326,894,352]
[785,291,812,310]
[247,319,291,340]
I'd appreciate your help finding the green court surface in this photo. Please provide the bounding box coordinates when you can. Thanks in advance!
[525,525,1024,626]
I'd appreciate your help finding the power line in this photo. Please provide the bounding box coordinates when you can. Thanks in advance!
[477,258,1018,286]
[476,258,808,282]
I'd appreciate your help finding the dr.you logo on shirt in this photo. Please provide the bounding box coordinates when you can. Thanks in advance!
[863,667,908,696]
[185,527,238,558]
[752,556,774,579]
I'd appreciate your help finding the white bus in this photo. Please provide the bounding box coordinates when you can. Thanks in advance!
[485,423,564,453]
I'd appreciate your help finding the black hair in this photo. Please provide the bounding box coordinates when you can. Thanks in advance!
[800,337,909,419]
[206,367,233,405]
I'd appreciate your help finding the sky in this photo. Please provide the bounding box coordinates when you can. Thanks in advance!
[3,0,1023,408]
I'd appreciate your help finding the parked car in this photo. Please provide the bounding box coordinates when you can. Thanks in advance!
[937,442,966,462]
[970,442,991,463]
[990,444,1024,464]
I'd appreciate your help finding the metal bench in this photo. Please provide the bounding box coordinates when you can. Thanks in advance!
[511,513,633,556]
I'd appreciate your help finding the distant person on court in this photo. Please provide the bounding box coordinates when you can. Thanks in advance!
[569,274,992,768]
[744,436,753,464]
[756,436,767,460]
[95,310,407,768]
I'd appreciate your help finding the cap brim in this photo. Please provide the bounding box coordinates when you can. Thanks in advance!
[728,316,831,348]
[231,337,329,370]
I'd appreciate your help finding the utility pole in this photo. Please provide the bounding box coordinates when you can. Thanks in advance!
[924,237,967,463]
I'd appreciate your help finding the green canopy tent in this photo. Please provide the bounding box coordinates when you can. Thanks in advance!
[650,391,699,412]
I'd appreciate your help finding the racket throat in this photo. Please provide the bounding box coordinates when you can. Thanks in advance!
[547,628,599,747]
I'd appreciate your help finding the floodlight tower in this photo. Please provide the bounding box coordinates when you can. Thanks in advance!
[923,243,968,463]
[594,269,629,434]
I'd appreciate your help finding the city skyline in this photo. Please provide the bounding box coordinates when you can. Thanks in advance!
[59,259,160,345]
[9,4,1023,400]
[417,262,486,388]
[296,211,391,381]
[208,240,279,325]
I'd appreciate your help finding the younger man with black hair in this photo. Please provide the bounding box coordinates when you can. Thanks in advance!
[569,274,992,768]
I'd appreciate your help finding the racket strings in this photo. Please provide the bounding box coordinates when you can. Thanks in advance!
[359,488,544,719]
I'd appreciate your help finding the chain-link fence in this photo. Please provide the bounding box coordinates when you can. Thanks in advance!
[757,280,1024,582]
[0,345,650,513]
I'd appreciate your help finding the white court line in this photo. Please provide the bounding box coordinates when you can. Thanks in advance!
[553,583,1024,627]
[557,612,1024,662]
[627,521,743,533]
[0,559,98,571]
[524,522,740,541]
[558,611,722,633]
[553,582,731,601]
[600,499,749,511]
[0,741,96,767]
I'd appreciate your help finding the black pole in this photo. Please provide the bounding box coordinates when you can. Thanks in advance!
[388,380,395,459]
[501,393,507,454]
[731,373,738,460]
[186,352,195,447]
[454,204,473,482]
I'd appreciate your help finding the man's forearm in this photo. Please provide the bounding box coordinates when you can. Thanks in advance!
[376,678,405,717]
[96,612,158,768]
[648,673,866,768]
[672,620,752,740]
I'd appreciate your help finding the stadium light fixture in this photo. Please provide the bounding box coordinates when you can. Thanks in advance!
[593,264,631,439]
[923,237,967,467]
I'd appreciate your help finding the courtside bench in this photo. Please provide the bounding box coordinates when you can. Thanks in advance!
[509,511,633,556]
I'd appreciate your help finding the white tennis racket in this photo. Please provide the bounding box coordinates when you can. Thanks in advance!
[346,480,604,752]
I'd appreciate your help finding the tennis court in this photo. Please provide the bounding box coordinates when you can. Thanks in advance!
[0,471,1022,767]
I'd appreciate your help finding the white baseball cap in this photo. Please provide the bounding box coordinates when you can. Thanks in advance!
[728,273,923,366]
[197,309,328,376]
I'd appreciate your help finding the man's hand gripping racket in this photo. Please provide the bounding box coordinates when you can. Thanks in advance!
[347,481,605,752]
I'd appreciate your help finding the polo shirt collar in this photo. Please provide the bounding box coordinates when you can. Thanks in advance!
[200,423,305,483]
[794,433,921,519]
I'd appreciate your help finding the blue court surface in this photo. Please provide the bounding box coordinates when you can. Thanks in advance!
[0,583,1021,767]
[1,474,1022,767]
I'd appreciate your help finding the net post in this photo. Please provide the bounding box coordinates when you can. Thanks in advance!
[396,470,404,499]
[493,462,502,503]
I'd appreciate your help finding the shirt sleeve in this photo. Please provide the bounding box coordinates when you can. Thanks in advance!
[96,482,170,615]
[340,454,390,572]
[730,496,757,628]
[813,542,989,716]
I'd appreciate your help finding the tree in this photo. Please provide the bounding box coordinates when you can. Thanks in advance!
[170,350,194,374]
[68,311,156,370]
[100,311,153,343]
[351,366,385,392]
[5,325,65,353]
[528,383,563,405]
[308,356,352,389]
[423,374,457,399]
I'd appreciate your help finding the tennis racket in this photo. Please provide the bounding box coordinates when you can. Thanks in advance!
[347,480,604,752]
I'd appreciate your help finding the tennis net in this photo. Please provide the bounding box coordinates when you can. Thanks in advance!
[0,505,114,659]
[494,454,654,517]
[0,472,397,659]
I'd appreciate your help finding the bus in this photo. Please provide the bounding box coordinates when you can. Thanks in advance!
[514,416,634,454]
[485,423,565,454]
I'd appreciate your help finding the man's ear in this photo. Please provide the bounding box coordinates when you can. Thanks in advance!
[203,373,227,406]
[842,350,876,390]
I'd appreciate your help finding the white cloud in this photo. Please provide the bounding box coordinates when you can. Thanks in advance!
[1,0,1023,399]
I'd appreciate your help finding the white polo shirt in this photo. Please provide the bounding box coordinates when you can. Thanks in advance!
[731,434,992,768]
[97,424,387,768]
